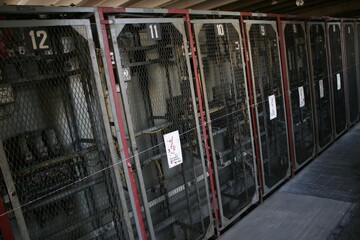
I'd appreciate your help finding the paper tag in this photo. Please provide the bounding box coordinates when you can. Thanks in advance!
[337,73,341,90]
[319,80,324,98]
[268,95,277,120]
[164,130,183,168]
[298,86,305,108]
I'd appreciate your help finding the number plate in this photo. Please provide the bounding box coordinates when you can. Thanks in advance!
[25,28,50,51]
[146,23,162,40]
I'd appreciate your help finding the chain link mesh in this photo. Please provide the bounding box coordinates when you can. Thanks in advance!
[283,22,315,168]
[0,24,130,239]
[246,21,290,194]
[328,23,347,136]
[194,21,257,222]
[308,23,333,151]
[113,21,212,239]
[343,23,359,124]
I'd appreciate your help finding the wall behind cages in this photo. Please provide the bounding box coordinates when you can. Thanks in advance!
[0,6,359,240]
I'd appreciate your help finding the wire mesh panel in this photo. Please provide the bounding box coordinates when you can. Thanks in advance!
[245,20,290,195]
[109,18,213,240]
[192,20,258,227]
[282,22,315,169]
[0,20,131,239]
[307,22,333,152]
[343,23,359,125]
[327,22,347,137]
[357,23,360,114]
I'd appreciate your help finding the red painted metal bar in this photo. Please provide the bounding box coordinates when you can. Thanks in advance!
[240,15,264,201]
[276,16,296,177]
[0,196,14,240]
[97,8,147,240]
[173,9,220,227]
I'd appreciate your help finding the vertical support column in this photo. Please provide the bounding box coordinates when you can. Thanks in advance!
[94,8,147,240]
[340,21,351,127]
[0,139,30,240]
[276,16,296,177]
[0,190,14,240]
[240,15,263,201]
[85,19,134,240]
[183,11,220,233]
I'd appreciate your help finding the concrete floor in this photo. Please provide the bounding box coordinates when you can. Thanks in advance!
[220,123,360,240]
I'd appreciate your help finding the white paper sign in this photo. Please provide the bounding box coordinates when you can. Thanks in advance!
[337,73,341,90]
[298,86,305,108]
[319,80,324,98]
[164,130,183,168]
[268,95,277,120]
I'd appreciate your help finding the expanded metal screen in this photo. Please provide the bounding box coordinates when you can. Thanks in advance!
[308,23,333,152]
[109,18,213,240]
[0,21,131,239]
[343,23,359,125]
[245,21,290,195]
[283,22,315,168]
[192,20,258,227]
[327,23,347,136]
[357,23,360,113]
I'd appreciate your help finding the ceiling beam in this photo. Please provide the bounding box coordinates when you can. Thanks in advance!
[300,0,360,16]
[285,0,334,14]
[236,0,288,12]
[218,0,265,11]
[190,0,238,10]
[162,0,206,9]
[130,0,172,8]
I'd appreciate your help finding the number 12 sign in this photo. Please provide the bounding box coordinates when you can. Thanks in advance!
[25,28,50,50]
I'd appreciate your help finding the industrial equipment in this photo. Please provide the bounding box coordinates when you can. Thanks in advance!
[0,19,132,239]
[307,22,333,152]
[245,20,290,195]
[192,18,258,228]
[327,22,347,137]
[342,22,359,126]
[282,21,315,169]
[107,17,214,240]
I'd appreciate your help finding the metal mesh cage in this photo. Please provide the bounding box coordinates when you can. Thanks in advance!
[357,23,360,114]
[110,19,213,240]
[283,22,315,168]
[246,21,290,194]
[308,23,333,151]
[343,23,359,125]
[193,20,258,226]
[0,21,130,239]
[327,23,346,136]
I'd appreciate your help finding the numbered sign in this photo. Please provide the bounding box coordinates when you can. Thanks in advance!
[298,86,305,108]
[319,79,324,98]
[260,25,266,36]
[25,28,50,50]
[146,23,162,40]
[164,130,183,168]
[215,24,225,36]
[268,94,277,120]
[337,73,341,90]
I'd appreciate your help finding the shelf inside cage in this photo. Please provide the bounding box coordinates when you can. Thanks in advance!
[2,50,78,64]
[10,69,83,86]
[124,57,177,68]
[16,146,97,176]
[122,43,175,52]
[25,175,104,212]
[134,121,173,137]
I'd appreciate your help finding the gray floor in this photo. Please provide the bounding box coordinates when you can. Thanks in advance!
[220,123,360,240]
